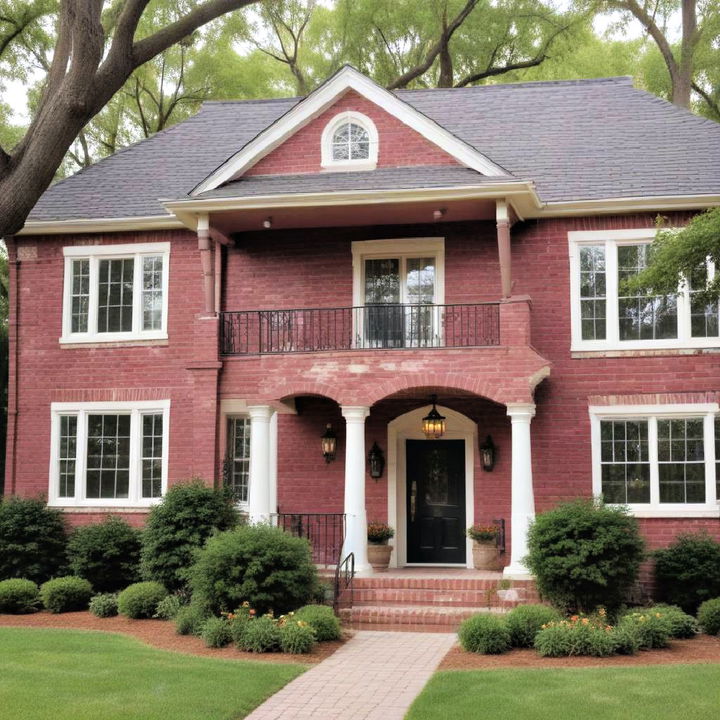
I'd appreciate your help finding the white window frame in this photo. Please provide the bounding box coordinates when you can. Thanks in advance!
[569,229,720,352]
[225,414,251,508]
[320,111,379,171]
[589,403,719,518]
[49,399,170,508]
[61,242,170,344]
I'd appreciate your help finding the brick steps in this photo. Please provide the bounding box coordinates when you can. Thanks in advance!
[353,587,508,607]
[340,604,506,630]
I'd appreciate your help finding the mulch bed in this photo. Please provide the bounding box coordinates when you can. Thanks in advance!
[439,635,720,670]
[0,612,349,665]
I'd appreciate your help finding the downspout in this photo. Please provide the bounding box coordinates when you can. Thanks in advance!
[496,200,512,299]
[197,214,215,315]
[5,237,19,494]
[214,240,222,314]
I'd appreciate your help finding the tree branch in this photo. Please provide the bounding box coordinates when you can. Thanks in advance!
[692,81,720,120]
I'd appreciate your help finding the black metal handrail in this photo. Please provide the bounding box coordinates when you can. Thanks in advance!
[493,517,506,554]
[220,303,500,355]
[271,512,346,567]
[333,552,355,613]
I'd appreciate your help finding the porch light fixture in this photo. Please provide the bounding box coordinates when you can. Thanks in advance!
[432,208,446,221]
[262,217,273,229]
[422,395,446,440]
[321,423,337,463]
[480,435,496,472]
[368,441,385,479]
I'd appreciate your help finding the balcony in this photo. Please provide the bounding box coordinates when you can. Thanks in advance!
[220,303,501,355]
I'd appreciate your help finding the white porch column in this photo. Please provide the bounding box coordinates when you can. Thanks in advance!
[504,402,536,578]
[247,405,273,523]
[341,405,371,572]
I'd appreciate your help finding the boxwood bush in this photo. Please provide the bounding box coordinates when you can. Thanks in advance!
[40,576,93,613]
[505,604,561,648]
[118,581,167,619]
[89,593,119,618]
[140,481,240,591]
[646,604,698,638]
[279,620,316,654]
[654,533,720,613]
[0,579,41,614]
[67,516,141,592]
[526,500,644,613]
[458,614,511,654]
[0,497,67,584]
[294,604,341,641]
[188,524,317,615]
[698,597,720,635]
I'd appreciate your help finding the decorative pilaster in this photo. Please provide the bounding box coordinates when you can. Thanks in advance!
[247,405,273,523]
[197,214,215,315]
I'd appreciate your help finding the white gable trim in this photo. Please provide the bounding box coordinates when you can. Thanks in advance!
[191,66,508,196]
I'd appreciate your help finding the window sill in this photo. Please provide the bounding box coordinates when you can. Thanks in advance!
[572,346,720,359]
[51,504,157,513]
[321,160,377,172]
[614,505,720,519]
[59,334,168,348]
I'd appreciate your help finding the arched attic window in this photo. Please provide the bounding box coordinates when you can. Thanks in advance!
[321,111,378,171]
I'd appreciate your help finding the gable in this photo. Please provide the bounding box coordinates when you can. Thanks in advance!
[245,90,460,176]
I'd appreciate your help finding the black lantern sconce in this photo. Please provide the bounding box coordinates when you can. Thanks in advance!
[422,394,446,440]
[368,442,385,479]
[321,423,337,463]
[480,435,496,471]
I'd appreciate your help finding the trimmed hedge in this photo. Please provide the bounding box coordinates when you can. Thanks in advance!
[0,579,40,614]
[40,576,93,613]
[293,605,341,641]
[118,582,168,619]
[506,604,561,648]
[89,593,119,618]
[698,598,720,635]
[458,614,511,654]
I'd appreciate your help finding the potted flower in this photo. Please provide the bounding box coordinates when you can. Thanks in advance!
[367,522,395,571]
[467,524,499,570]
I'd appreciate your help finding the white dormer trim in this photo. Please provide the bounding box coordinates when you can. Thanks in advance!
[320,111,378,171]
[191,65,508,196]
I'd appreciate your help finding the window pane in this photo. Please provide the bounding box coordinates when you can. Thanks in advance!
[85,414,131,499]
[599,420,650,503]
[70,260,90,333]
[98,258,134,333]
[332,122,369,161]
[225,418,250,503]
[365,258,400,304]
[579,246,606,340]
[142,256,163,331]
[657,418,705,503]
[58,415,77,497]
[689,265,720,338]
[142,413,163,499]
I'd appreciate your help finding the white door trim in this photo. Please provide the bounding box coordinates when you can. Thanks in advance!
[387,404,476,568]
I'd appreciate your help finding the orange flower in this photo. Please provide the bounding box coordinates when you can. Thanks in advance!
[249,609,256,615]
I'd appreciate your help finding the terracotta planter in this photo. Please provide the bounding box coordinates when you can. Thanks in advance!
[472,541,498,570]
[367,543,393,571]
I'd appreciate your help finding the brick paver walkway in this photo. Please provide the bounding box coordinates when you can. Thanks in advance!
[246,630,456,720]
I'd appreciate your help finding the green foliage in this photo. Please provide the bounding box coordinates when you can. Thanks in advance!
[366,522,394,543]
[39,576,92,613]
[89,593,119,618]
[654,532,720,613]
[617,612,671,650]
[66,516,142,593]
[155,594,185,620]
[534,616,616,657]
[174,604,208,636]
[235,616,282,653]
[505,604,561,648]
[118,582,167,619]
[200,616,232,648]
[697,598,720,635]
[279,620,316,654]
[0,496,67,583]
[458,614,511,654]
[140,481,239,592]
[525,499,644,613]
[188,524,317,615]
[294,604,341,641]
[0,578,40,613]
[645,605,698,638]
[612,623,641,655]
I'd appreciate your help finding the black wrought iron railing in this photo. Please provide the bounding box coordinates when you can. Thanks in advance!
[220,303,500,355]
[493,517,506,555]
[334,552,355,613]
[271,512,346,566]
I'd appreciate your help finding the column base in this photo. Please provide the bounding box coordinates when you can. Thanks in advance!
[503,564,533,580]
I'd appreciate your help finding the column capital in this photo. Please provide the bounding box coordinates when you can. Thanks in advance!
[247,405,273,421]
[340,405,370,422]
[506,402,536,422]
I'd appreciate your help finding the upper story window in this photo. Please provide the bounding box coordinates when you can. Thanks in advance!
[569,229,720,352]
[62,242,170,344]
[321,111,378,171]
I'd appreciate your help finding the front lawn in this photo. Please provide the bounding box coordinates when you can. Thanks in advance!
[0,627,304,720]
[407,665,720,720]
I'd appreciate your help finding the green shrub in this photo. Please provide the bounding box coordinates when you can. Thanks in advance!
[175,604,208,636]
[533,622,574,657]
[67,517,141,592]
[0,497,67,583]
[89,593,119,618]
[647,605,698,638]
[118,581,167,619]
[188,524,317,615]
[140,481,240,591]
[200,616,232,648]
[230,614,251,647]
[312,582,332,605]
[458,614,511,654]
[526,500,645,613]
[612,624,641,655]
[279,620,316,654]
[505,604,561,648]
[236,616,281,653]
[654,533,720,613]
[617,612,671,649]
[294,604,341,641]
[697,597,720,635]
[40,576,92,613]
[155,594,185,620]
[534,617,616,657]
[0,579,40,614]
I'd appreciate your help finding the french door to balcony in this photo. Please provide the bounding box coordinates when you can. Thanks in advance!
[363,256,437,348]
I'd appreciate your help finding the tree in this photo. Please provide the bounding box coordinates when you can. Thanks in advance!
[0,0,262,240]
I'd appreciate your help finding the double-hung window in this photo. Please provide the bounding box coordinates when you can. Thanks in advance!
[569,229,720,351]
[62,242,170,343]
[49,400,170,507]
[590,404,719,517]
[225,416,251,504]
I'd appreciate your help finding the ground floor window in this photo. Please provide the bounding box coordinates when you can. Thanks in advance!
[49,400,170,507]
[590,404,719,516]
[225,416,251,504]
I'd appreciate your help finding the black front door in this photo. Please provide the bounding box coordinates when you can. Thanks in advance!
[406,439,466,564]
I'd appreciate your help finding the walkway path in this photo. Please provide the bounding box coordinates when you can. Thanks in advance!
[246,630,456,720]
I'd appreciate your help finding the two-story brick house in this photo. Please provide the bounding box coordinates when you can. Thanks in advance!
[5,67,720,584]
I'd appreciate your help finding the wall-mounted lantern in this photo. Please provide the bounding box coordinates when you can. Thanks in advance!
[368,442,385,479]
[321,423,337,463]
[422,394,446,440]
[480,435,496,471]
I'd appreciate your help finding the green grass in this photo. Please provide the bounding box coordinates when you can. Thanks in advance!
[407,665,720,720]
[0,627,304,720]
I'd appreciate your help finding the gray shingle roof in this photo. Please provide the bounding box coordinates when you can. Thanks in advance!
[28,76,720,222]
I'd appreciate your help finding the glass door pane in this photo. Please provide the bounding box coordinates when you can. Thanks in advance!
[364,258,402,347]
[405,257,435,346]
